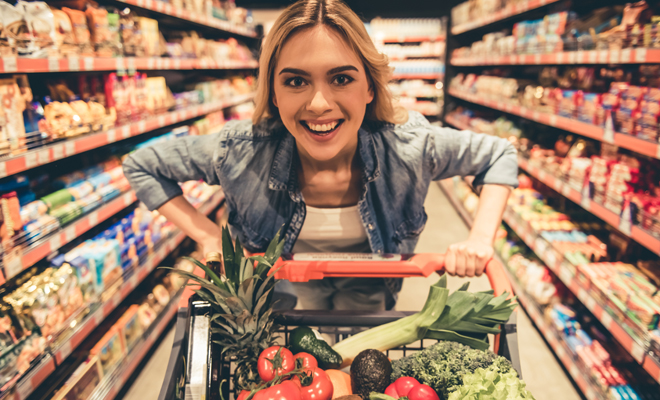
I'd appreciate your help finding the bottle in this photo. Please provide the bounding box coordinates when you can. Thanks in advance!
[205,252,222,275]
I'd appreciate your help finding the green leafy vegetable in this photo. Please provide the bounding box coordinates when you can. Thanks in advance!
[332,275,517,366]
[391,341,513,399]
[448,367,535,400]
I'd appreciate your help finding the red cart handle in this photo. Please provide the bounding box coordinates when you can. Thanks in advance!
[271,253,513,299]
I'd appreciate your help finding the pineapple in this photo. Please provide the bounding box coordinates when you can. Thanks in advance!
[167,226,285,391]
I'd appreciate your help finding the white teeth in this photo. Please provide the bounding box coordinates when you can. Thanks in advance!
[306,121,339,132]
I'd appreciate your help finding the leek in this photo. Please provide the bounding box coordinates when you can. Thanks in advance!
[332,275,517,367]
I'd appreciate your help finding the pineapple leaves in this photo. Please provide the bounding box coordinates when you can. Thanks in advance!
[181,256,224,289]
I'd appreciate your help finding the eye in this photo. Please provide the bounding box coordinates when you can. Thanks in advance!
[284,77,307,87]
[332,75,354,86]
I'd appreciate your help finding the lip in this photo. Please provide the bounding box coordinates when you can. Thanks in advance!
[302,118,342,125]
[300,119,344,143]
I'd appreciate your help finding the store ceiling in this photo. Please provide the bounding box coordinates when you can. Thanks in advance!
[237,0,460,19]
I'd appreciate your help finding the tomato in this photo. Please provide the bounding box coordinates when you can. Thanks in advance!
[384,377,420,398]
[385,378,438,400]
[237,390,251,400]
[292,368,333,400]
[407,384,439,400]
[253,381,303,400]
[258,346,295,382]
[294,353,318,370]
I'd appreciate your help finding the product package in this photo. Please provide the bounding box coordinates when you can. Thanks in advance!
[90,327,125,376]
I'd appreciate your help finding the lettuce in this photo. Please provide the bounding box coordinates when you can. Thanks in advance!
[447,367,535,400]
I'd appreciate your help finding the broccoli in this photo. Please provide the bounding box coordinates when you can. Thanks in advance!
[391,341,512,399]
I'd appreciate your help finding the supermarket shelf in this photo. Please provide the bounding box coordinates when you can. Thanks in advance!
[5,191,138,280]
[502,207,660,385]
[0,57,258,74]
[0,93,255,179]
[517,157,660,256]
[438,179,604,400]
[451,48,658,66]
[444,114,470,130]
[392,73,443,80]
[451,0,560,35]
[382,36,445,43]
[447,88,660,160]
[115,0,256,38]
[3,189,224,400]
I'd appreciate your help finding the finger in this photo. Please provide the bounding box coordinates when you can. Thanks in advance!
[475,249,491,276]
[465,248,476,277]
[445,245,457,276]
[454,245,467,277]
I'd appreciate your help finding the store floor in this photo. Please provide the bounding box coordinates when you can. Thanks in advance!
[121,182,581,400]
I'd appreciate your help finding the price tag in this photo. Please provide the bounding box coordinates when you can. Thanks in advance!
[16,379,33,400]
[532,111,540,121]
[155,1,164,11]
[93,309,105,326]
[173,59,181,69]
[561,184,571,197]
[576,50,584,64]
[136,121,145,133]
[129,273,139,289]
[50,234,61,251]
[569,364,579,379]
[2,57,17,73]
[83,57,94,71]
[598,310,613,330]
[65,141,75,157]
[67,56,80,71]
[116,57,126,75]
[123,192,135,205]
[38,150,50,165]
[553,178,563,193]
[635,48,647,63]
[534,54,541,65]
[157,57,165,70]
[137,0,144,6]
[535,238,548,255]
[147,58,156,70]
[48,57,60,72]
[158,115,166,127]
[577,288,589,303]
[545,250,558,269]
[122,125,131,139]
[631,342,646,363]
[25,152,37,169]
[127,57,136,75]
[555,344,566,359]
[52,144,64,160]
[88,211,98,227]
[107,129,116,143]
[589,51,597,63]
[3,250,24,279]
[64,226,76,242]
[559,264,572,283]
[610,49,620,64]
[621,48,632,63]
[0,162,6,179]
[58,340,72,362]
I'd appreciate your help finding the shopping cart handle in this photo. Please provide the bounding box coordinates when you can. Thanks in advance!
[270,253,513,298]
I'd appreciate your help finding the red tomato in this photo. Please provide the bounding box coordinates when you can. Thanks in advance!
[294,353,318,370]
[258,346,295,382]
[292,368,333,400]
[385,377,420,398]
[407,384,440,400]
[253,381,303,400]
[237,390,251,400]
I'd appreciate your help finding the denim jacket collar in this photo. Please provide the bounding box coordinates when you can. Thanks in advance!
[267,125,381,198]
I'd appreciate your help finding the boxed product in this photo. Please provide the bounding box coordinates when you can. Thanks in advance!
[89,327,125,375]
[116,305,143,352]
[52,355,102,400]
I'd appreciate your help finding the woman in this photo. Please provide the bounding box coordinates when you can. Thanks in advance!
[122,0,518,311]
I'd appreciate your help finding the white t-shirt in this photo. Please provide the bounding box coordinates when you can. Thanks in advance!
[291,205,370,253]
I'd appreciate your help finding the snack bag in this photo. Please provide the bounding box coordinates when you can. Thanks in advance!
[52,8,78,56]
[62,7,93,55]
[86,6,111,57]
[19,1,57,58]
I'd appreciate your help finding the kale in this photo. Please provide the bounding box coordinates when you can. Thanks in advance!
[391,341,512,399]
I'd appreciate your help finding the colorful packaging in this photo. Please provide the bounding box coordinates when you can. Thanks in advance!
[90,327,125,375]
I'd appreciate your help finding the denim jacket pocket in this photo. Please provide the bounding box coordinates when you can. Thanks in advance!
[393,211,428,243]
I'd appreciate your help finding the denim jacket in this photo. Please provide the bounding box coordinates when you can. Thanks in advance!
[122,111,518,256]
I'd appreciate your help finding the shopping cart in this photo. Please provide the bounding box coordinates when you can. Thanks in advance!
[158,253,520,400]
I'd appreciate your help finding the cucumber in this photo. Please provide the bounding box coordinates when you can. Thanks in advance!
[288,327,343,369]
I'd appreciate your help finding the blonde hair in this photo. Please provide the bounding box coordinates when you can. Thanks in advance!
[252,0,408,125]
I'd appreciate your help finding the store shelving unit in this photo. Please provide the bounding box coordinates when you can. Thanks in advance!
[451,0,561,35]
[452,48,658,66]
[438,178,604,400]
[446,89,660,160]
[1,189,224,400]
[0,57,258,74]
[0,93,255,179]
[441,117,660,385]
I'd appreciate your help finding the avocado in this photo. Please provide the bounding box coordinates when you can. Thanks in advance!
[289,327,343,369]
[350,349,392,400]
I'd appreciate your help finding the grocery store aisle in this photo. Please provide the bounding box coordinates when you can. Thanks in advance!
[122,183,580,400]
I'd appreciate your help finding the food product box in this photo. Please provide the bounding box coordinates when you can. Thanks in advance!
[116,305,143,352]
[52,355,102,400]
[90,327,126,376]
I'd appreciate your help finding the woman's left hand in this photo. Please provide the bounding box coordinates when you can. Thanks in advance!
[445,239,494,277]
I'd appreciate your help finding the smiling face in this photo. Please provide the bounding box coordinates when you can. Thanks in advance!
[272,26,374,164]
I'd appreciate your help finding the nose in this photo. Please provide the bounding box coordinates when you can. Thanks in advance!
[307,89,332,114]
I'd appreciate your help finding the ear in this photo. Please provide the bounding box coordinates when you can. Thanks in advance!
[272,92,279,108]
[366,84,374,104]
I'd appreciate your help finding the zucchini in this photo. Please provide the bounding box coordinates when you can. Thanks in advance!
[289,327,343,369]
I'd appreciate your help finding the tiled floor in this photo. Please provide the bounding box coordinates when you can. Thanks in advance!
[122,182,581,400]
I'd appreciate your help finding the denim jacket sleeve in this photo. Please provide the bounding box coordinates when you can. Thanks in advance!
[122,132,222,211]
[422,115,519,187]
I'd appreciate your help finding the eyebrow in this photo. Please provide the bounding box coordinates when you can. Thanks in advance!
[278,65,359,76]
